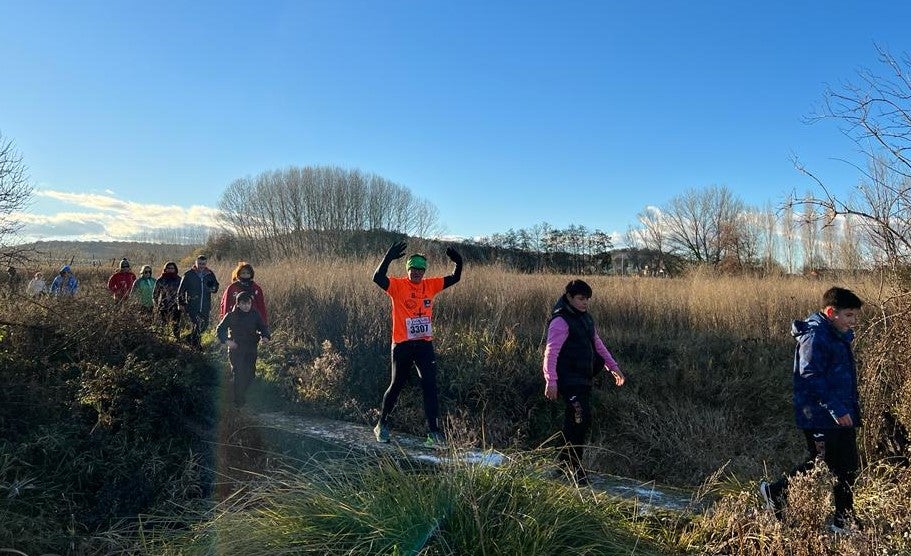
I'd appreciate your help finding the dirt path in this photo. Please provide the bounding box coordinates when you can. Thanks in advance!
[250,411,697,513]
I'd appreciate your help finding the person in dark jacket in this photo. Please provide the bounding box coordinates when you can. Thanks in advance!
[760,286,864,534]
[216,290,270,408]
[177,255,219,348]
[542,279,625,485]
[154,261,182,340]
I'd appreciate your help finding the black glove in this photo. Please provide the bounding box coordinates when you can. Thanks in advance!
[384,241,407,262]
[446,246,463,265]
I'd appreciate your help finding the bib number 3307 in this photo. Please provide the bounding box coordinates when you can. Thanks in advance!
[406,316,432,340]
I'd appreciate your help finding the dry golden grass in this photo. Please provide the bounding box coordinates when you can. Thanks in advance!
[193,258,877,484]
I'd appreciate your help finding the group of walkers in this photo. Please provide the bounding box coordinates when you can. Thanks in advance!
[6,242,866,534]
[367,241,865,535]
[101,255,222,348]
[7,264,80,296]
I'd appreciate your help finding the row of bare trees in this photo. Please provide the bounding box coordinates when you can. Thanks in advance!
[474,186,869,275]
[218,165,440,259]
[624,186,872,275]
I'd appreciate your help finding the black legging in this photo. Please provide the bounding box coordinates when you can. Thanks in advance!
[557,384,593,471]
[769,427,859,521]
[379,340,440,433]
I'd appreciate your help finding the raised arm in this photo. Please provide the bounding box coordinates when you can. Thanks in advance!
[442,246,463,289]
[373,241,407,290]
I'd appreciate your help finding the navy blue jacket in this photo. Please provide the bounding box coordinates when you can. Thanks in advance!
[792,311,861,429]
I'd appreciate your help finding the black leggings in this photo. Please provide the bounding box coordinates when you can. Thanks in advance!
[379,340,440,433]
[557,384,593,471]
[769,427,859,520]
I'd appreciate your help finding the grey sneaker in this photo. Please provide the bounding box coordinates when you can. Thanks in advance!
[424,431,446,449]
[374,422,390,443]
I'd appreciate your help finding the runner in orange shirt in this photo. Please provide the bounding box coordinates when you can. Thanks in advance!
[372,241,463,447]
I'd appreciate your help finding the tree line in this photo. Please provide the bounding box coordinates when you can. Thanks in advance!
[217,166,440,260]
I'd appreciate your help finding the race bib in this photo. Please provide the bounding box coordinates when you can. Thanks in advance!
[405,316,432,340]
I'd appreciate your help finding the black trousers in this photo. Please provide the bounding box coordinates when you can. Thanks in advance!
[187,311,210,347]
[557,384,593,471]
[229,349,258,407]
[379,340,440,433]
[769,427,859,521]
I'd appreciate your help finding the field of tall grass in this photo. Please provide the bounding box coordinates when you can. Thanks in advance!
[235,256,871,486]
[5,256,910,555]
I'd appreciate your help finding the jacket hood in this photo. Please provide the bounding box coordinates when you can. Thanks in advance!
[792,311,854,342]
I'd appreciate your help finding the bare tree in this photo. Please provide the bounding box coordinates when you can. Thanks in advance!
[661,185,746,265]
[838,214,863,270]
[760,201,778,273]
[820,207,838,269]
[800,193,820,271]
[627,206,667,253]
[796,46,911,270]
[0,133,32,254]
[781,198,797,274]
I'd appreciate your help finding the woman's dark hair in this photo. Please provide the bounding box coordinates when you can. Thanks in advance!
[564,279,593,298]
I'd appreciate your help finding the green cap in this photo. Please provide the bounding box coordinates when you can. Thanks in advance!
[406,254,427,270]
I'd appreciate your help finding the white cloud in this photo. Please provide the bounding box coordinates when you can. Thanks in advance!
[15,190,223,243]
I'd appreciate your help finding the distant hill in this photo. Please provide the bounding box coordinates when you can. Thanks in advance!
[14,240,200,269]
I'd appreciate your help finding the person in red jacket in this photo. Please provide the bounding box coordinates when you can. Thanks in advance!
[107,258,137,303]
[221,261,268,326]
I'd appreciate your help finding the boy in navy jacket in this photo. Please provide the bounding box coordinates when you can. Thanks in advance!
[760,286,863,533]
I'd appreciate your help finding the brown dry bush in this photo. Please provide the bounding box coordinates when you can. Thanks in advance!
[0,271,248,553]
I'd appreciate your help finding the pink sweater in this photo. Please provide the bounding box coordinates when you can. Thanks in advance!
[542,317,620,387]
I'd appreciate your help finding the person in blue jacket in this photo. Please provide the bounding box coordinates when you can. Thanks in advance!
[760,286,864,534]
[50,265,78,296]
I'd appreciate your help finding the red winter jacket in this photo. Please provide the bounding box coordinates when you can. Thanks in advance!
[108,271,137,301]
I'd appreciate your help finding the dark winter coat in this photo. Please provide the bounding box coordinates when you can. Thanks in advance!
[216,308,270,352]
[177,267,219,317]
[792,311,861,430]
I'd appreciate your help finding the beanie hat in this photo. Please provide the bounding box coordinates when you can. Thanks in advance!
[406,254,427,270]
[119,258,130,269]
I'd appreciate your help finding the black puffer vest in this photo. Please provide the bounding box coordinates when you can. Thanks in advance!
[550,296,600,387]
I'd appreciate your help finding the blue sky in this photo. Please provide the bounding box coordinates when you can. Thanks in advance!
[2,1,910,243]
